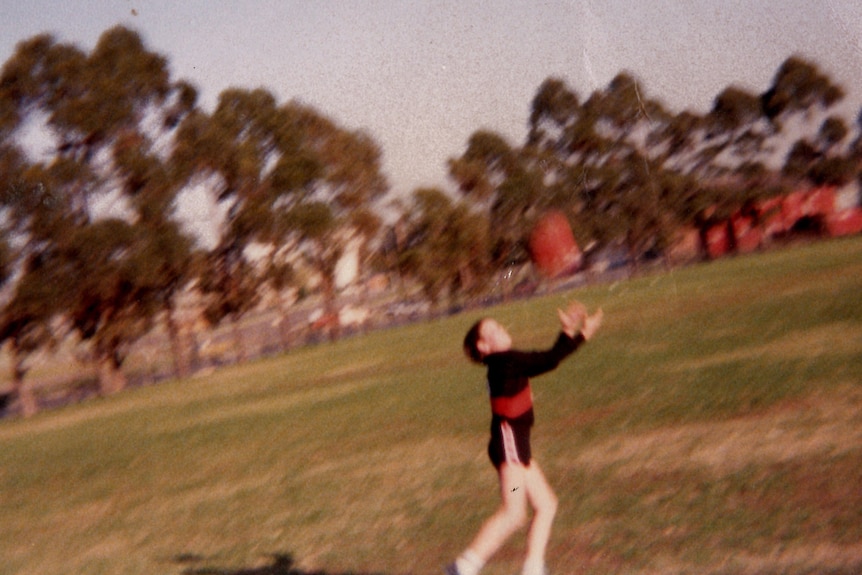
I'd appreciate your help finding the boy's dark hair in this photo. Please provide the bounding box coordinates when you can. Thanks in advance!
[463,319,486,363]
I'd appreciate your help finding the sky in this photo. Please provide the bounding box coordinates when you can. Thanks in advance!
[2,0,862,200]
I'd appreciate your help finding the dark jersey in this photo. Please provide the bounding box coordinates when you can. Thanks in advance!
[483,332,584,468]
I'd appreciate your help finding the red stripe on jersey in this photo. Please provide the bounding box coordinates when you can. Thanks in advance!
[491,385,533,418]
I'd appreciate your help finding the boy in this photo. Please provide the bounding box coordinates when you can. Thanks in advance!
[447,302,603,575]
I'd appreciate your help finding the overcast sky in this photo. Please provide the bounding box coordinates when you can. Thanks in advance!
[3,0,862,198]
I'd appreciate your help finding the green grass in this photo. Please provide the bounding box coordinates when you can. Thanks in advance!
[1,237,862,575]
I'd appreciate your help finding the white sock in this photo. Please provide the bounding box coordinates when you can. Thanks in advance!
[455,549,484,575]
[522,559,546,575]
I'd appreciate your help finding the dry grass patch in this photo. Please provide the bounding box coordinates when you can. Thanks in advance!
[569,385,862,477]
[554,385,862,574]
[671,323,862,373]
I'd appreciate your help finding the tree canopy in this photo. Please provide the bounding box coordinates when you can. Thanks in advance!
[1,24,860,417]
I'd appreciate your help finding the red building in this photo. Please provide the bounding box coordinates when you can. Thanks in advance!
[695,185,861,260]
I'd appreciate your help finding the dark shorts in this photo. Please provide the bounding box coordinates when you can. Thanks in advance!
[488,419,532,469]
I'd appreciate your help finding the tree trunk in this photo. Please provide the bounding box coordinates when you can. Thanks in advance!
[230,314,247,363]
[697,223,711,261]
[277,297,292,351]
[321,272,340,342]
[164,300,190,379]
[10,346,38,418]
[98,350,127,396]
[625,235,640,277]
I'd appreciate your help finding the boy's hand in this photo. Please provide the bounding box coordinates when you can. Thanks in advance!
[581,308,603,341]
[557,301,587,338]
[558,301,603,340]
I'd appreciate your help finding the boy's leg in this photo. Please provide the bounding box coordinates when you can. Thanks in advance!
[459,462,529,569]
[522,460,558,575]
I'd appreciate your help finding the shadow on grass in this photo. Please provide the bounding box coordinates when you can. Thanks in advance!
[175,552,390,575]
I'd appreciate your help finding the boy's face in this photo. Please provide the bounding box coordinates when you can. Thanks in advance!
[478,319,512,356]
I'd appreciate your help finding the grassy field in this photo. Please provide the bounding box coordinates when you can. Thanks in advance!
[1,237,861,575]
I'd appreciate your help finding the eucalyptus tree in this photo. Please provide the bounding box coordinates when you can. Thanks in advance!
[583,73,685,263]
[175,91,388,343]
[651,59,847,252]
[527,77,582,152]
[394,187,490,310]
[172,88,281,358]
[448,129,545,290]
[646,109,705,172]
[643,109,721,255]
[0,143,50,415]
[701,86,769,172]
[783,115,856,187]
[449,129,517,208]
[525,74,684,267]
[764,56,850,189]
[276,102,387,339]
[686,86,779,244]
[113,128,199,378]
[761,56,846,129]
[0,36,90,405]
[0,26,199,394]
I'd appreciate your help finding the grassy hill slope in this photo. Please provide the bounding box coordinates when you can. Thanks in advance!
[1,237,860,575]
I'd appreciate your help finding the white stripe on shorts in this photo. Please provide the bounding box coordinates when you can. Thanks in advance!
[500,420,520,465]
